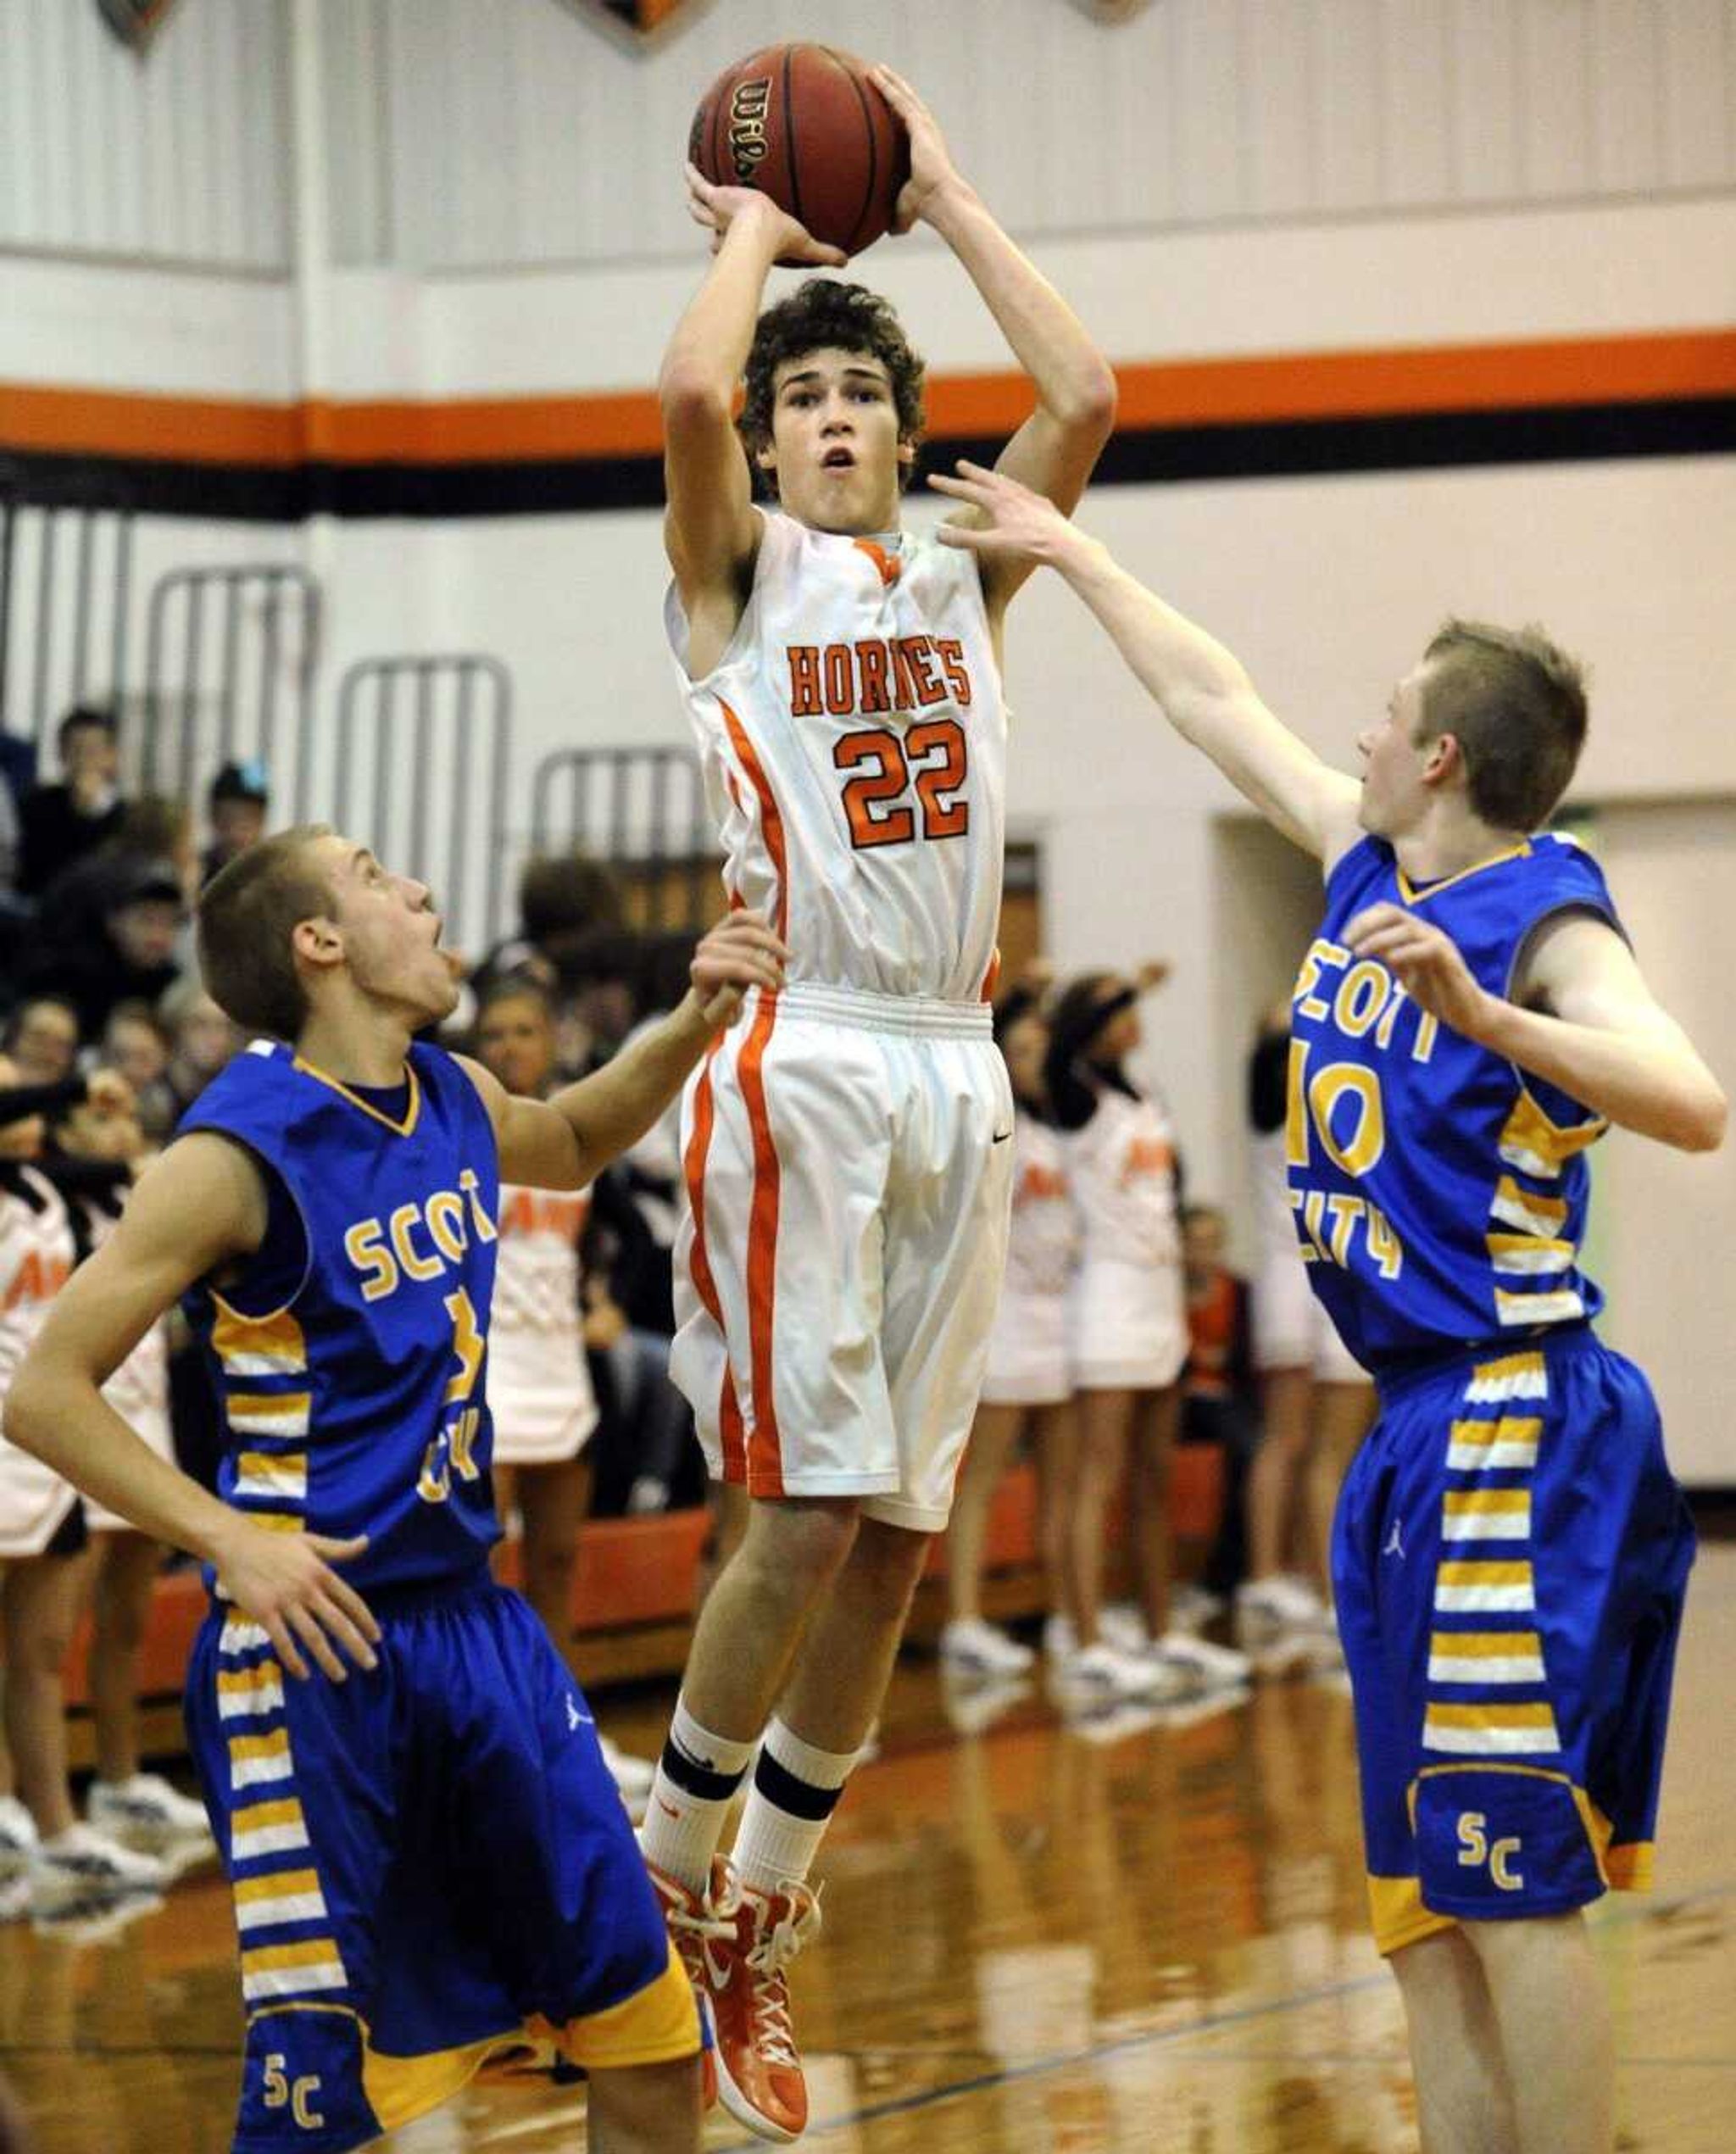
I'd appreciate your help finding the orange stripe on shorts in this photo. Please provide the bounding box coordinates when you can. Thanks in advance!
[682,1035,747,1486]
[737,994,785,1499]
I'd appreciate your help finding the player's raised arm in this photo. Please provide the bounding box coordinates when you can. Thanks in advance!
[1344,902,1727,1153]
[932,460,1363,865]
[660,173,846,620]
[460,909,788,1190]
[871,68,1116,611]
[7,1134,381,1682]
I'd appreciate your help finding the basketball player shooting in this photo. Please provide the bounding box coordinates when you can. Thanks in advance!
[925,458,1727,2154]
[642,61,1116,2146]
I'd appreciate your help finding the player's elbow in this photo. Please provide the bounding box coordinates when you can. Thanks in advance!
[1672,1077,1728,1154]
[1051,359,1118,438]
[658,361,734,431]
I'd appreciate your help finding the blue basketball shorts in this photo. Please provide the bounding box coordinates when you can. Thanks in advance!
[1332,1325,1696,1956]
[185,1572,700,2153]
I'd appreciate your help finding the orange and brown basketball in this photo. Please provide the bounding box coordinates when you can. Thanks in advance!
[688,44,910,259]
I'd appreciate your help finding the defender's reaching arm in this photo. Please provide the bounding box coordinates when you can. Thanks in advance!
[932,460,1361,863]
[459,909,787,1191]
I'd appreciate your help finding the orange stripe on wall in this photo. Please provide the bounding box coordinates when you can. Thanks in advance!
[3,329,1730,468]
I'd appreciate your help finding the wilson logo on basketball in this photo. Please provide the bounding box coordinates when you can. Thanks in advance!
[726,77,774,180]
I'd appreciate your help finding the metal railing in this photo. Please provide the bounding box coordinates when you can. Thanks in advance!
[332,654,513,958]
[530,744,718,929]
[0,465,136,751]
[141,563,321,817]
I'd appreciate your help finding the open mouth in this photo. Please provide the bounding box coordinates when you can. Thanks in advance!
[821,448,855,472]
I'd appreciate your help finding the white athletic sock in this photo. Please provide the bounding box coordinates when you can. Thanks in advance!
[732,1718,860,1896]
[638,1696,756,1895]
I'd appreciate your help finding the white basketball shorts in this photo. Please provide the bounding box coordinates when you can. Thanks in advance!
[0,1424,81,1558]
[672,982,1014,1533]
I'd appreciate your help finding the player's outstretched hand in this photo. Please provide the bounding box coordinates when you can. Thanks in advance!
[683,162,847,267]
[870,68,964,235]
[210,1517,381,1684]
[689,909,790,1028]
[1345,904,1492,1039]
[931,461,1082,565]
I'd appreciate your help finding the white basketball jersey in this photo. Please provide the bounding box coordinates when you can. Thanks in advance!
[667,509,1007,1000]
[488,1182,593,1400]
[1004,1116,1078,1300]
[1065,1088,1182,1272]
[0,1168,75,1409]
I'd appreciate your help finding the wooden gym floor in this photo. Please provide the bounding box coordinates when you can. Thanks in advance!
[4,1539,1732,2152]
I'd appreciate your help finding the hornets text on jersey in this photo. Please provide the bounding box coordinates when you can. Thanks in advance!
[1288,832,1620,1373]
[180,1038,501,1591]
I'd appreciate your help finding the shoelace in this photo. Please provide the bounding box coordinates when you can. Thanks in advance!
[743,1886,822,2070]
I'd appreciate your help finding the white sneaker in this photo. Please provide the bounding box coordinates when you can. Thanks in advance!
[1235,1576,1329,1646]
[1098,1603,1150,1656]
[1154,1630,1252,1691]
[0,1796,40,1873]
[599,1736,656,1805]
[1169,1583,1227,1634]
[939,1617,1037,1679]
[1058,1641,1193,1705]
[31,1824,168,1912]
[940,1671,1032,1737]
[88,1773,213,1847]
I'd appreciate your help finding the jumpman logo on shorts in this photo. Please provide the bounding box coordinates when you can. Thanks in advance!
[566,1695,593,1732]
[1383,1517,1405,1560]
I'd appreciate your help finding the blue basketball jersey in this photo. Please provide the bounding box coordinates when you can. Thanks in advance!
[181,1039,501,1592]
[1290,832,1621,1373]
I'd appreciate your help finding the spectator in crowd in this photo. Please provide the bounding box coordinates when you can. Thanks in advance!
[16,854,185,1040]
[0,1059,165,1912]
[49,1080,211,1852]
[200,760,269,886]
[472,851,627,1006]
[156,979,243,1125]
[2,998,81,1088]
[1174,1202,1259,1629]
[942,966,1073,1687]
[1044,966,1250,1704]
[15,707,125,900]
[101,1000,175,1139]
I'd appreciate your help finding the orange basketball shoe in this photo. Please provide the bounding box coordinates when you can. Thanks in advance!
[705,1871,824,2145]
[643,1854,738,2113]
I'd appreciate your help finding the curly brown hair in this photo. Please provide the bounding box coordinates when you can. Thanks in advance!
[738,278,926,498]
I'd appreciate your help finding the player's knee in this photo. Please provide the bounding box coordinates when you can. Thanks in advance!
[737,1497,860,1599]
[584,2051,703,2151]
[843,1517,932,1610]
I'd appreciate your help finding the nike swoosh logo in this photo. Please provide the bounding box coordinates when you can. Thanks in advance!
[992,1128,1013,1144]
[657,1799,680,1819]
[702,1946,733,1991]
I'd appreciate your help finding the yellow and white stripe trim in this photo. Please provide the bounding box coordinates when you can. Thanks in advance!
[234,1868,330,1934]
[217,1662,287,1723]
[1489,1177,1569,1238]
[229,1729,295,1792]
[230,1796,311,1862]
[233,1452,309,1502]
[1435,1559,1535,1612]
[1496,1285,1589,1327]
[1424,1700,1561,1756]
[1486,1233,1576,1277]
[226,1393,311,1440]
[1497,1090,1606,1180]
[219,1614,271,1659]
[1427,1630,1547,1684]
[1463,1352,1548,1406]
[1446,1416,1541,1471]
[212,1303,308,1378]
[1442,1488,1532,1541]
[241,1938,348,2005]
